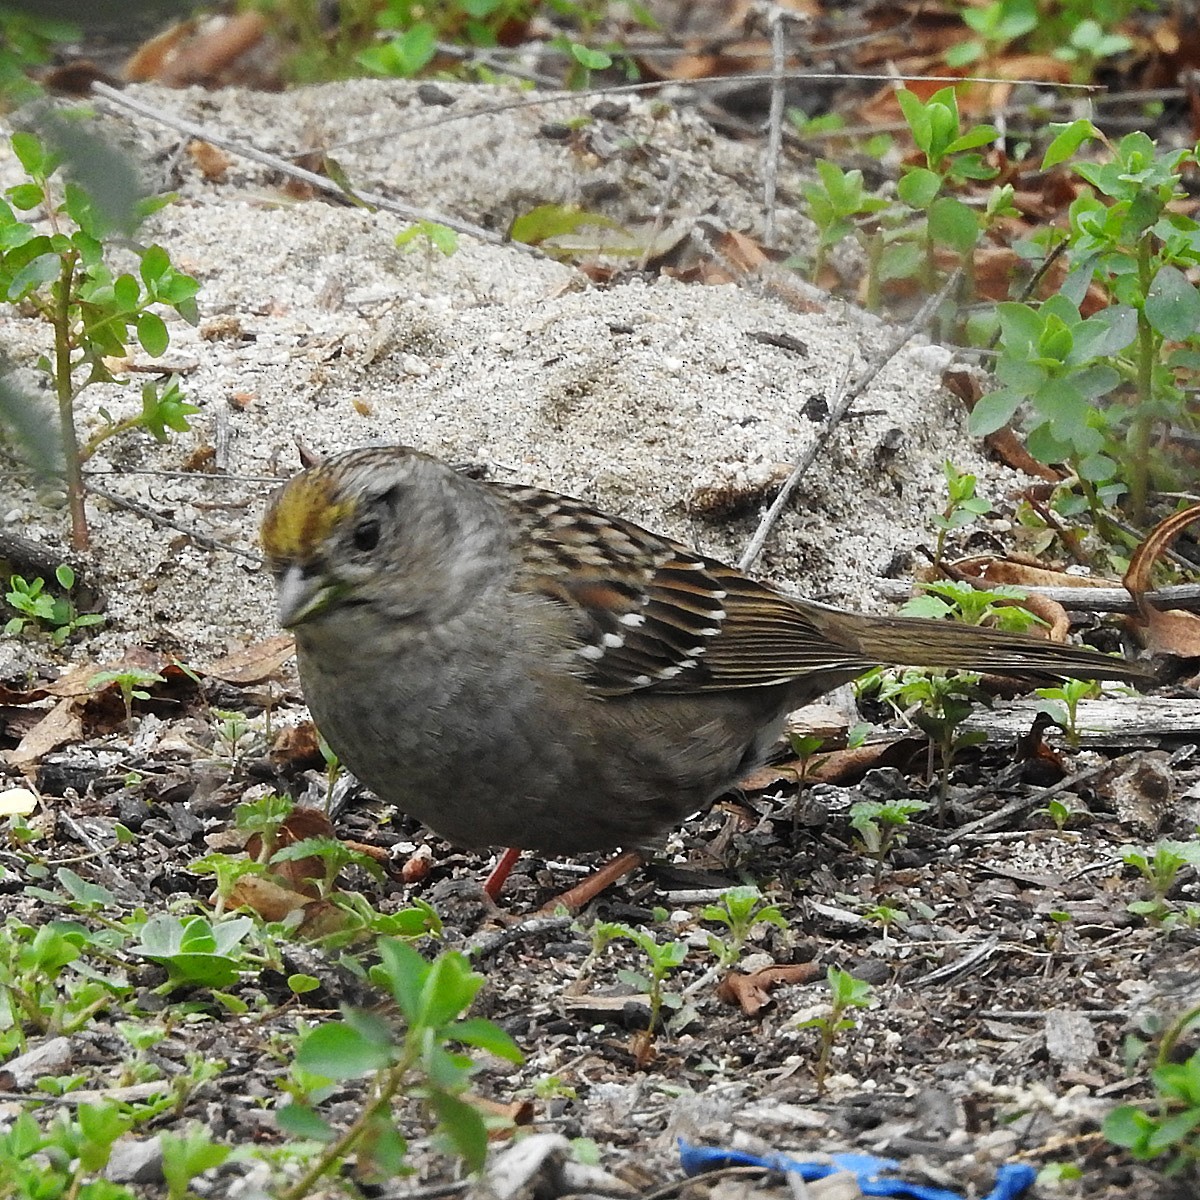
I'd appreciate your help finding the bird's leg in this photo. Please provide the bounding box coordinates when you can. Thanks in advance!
[483,846,524,899]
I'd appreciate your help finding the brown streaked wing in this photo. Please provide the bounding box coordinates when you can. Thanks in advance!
[492,481,871,696]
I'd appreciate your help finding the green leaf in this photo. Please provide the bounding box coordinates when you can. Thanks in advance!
[6,182,44,211]
[137,311,169,356]
[429,1091,489,1172]
[927,196,979,253]
[275,1101,336,1141]
[897,167,941,209]
[508,203,623,246]
[10,131,48,176]
[296,1021,393,1079]
[450,1017,523,1062]
[570,43,612,70]
[1145,264,1200,340]
[968,388,1022,436]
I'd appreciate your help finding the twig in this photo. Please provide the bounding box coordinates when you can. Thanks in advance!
[939,765,1105,845]
[637,160,680,273]
[85,480,261,562]
[323,72,1100,152]
[762,8,787,246]
[739,268,963,571]
[88,83,530,252]
[911,933,1000,987]
[875,577,1200,614]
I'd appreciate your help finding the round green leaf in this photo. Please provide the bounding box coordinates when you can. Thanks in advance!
[1145,264,1200,341]
[296,1021,392,1079]
[137,311,169,357]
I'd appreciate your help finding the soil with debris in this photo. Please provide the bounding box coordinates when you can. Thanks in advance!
[1,80,1198,1200]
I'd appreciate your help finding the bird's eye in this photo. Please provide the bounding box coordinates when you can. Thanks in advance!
[352,518,381,552]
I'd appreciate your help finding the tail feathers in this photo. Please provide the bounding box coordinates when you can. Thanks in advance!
[835,612,1151,684]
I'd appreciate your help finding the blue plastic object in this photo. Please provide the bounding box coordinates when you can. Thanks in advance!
[677,1139,1036,1200]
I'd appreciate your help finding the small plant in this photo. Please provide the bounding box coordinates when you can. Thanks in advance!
[276,939,522,1195]
[211,706,259,766]
[788,722,870,789]
[849,798,929,885]
[1121,840,1200,926]
[1037,796,1078,833]
[899,579,1043,634]
[929,461,992,567]
[864,903,907,944]
[796,966,873,1094]
[800,159,889,281]
[0,129,200,548]
[1104,1005,1200,1176]
[971,124,1200,525]
[592,917,691,1065]
[395,219,459,260]
[700,886,788,968]
[130,913,256,993]
[861,667,987,810]
[1035,678,1102,747]
[4,565,103,645]
[88,666,165,728]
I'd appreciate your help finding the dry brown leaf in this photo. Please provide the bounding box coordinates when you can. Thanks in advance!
[225,874,315,923]
[5,697,83,768]
[124,12,274,89]
[716,963,822,1016]
[1124,503,1200,656]
[187,140,231,182]
[204,634,295,684]
[270,720,324,770]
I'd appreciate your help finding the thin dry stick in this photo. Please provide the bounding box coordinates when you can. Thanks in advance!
[739,268,964,572]
[762,9,787,246]
[875,577,1200,614]
[85,480,261,562]
[322,71,1100,151]
[88,82,529,252]
[636,159,681,273]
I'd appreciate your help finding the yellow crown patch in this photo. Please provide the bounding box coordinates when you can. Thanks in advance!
[261,470,354,563]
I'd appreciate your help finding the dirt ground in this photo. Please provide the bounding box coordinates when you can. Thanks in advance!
[1,67,1199,1200]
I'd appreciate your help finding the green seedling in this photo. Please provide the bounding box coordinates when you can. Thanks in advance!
[899,580,1043,634]
[849,798,929,885]
[861,667,987,812]
[395,219,459,259]
[929,461,992,567]
[88,666,165,728]
[4,565,103,645]
[864,903,907,944]
[592,917,691,1064]
[700,886,788,968]
[974,124,1200,525]
[277,939,521,1194]
[1035,678,1102,746]
[796,966,873,1095]
[1037,796,1078,833]
[788,722,870,789]
[1120,839,1200,926]
[161,1125,232,1200]
[131,914,256,992]
[1105,1004,1200,1176]
[800,159,889,281]
[0,129,199,549]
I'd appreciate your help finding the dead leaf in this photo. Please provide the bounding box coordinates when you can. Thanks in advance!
[5,697,83,768]
[716,963,822,1016]
[204,634,295,684]
[1123,503,1200,656]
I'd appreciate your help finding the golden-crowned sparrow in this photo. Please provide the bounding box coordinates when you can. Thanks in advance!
[261,445,1148,860]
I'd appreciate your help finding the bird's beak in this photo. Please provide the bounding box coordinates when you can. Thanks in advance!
[275,564,336,628]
